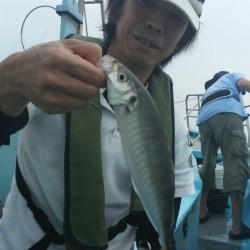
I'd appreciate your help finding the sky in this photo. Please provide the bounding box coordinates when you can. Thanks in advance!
[1,0,250,124]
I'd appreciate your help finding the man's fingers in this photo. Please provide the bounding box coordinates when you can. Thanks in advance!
[58,39,107,88]
[67,38,103,65]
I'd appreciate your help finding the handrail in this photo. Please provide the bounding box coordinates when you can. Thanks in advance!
[185,94,203,130]
[78,0,105,37]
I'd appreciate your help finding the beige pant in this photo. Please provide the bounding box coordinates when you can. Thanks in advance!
[199,113,249,194]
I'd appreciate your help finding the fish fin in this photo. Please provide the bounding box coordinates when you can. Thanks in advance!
[131,178,139,194]
[127,94,138,111]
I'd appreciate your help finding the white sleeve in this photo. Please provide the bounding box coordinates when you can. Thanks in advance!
[27,103,43,121]
[174,109,195,197]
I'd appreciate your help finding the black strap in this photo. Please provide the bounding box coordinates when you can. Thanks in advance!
[15,160,131,249]
[201,89,231,108]
[129,212,161,250]
[131,198,181,250]
[15,161,64,250]
[15,162,181,249]
[28,233,64,250]
[15,161,181,249]
[108,216,128,241]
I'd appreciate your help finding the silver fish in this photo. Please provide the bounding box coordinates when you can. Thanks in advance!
[99,55,175,250]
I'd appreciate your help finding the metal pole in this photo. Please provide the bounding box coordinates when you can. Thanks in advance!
[56,0,83,39]
[78,0,84,35]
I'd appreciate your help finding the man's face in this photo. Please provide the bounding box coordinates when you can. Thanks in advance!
[110,0,190,68]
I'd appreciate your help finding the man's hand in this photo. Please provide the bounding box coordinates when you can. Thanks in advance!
[0,38,106,116]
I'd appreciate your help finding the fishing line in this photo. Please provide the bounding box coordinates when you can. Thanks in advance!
[20,5,56,50]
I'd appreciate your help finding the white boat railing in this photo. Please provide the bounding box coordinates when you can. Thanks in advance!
[184,94,203,131]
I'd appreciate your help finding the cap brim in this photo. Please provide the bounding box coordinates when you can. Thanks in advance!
[164,0,201,30]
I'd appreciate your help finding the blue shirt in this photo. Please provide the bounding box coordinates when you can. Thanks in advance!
[196,72,248,125]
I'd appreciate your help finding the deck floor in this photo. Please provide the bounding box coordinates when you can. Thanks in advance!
[199,210,250,250]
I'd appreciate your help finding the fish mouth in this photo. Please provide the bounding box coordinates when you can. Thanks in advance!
[134,35,160,50]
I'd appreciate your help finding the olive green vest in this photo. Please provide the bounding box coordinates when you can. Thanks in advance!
[64,35,175,250]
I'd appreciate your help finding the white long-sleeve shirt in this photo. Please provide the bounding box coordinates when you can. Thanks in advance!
[0,90,194,250]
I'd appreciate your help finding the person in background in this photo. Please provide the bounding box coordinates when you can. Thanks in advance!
[0,0,204,249]
[197,71,250,240]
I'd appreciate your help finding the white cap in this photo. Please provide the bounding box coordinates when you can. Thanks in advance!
[164,0,204,30]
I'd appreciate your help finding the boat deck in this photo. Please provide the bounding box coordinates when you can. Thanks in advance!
[199,212,250,250]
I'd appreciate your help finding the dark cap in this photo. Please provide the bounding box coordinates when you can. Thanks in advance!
[204,71,229,90]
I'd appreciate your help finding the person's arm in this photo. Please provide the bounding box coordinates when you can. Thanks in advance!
[0,38,107,117]
[0,38,107,144]
[237,78,250,93]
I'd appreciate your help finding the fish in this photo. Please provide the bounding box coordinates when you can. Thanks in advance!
[99,55,175,250]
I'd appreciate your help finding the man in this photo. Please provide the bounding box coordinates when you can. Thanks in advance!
[0,0,204,249]
[197,71,250,240]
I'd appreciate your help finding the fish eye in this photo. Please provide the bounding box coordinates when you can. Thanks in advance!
[118,72,129,82]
